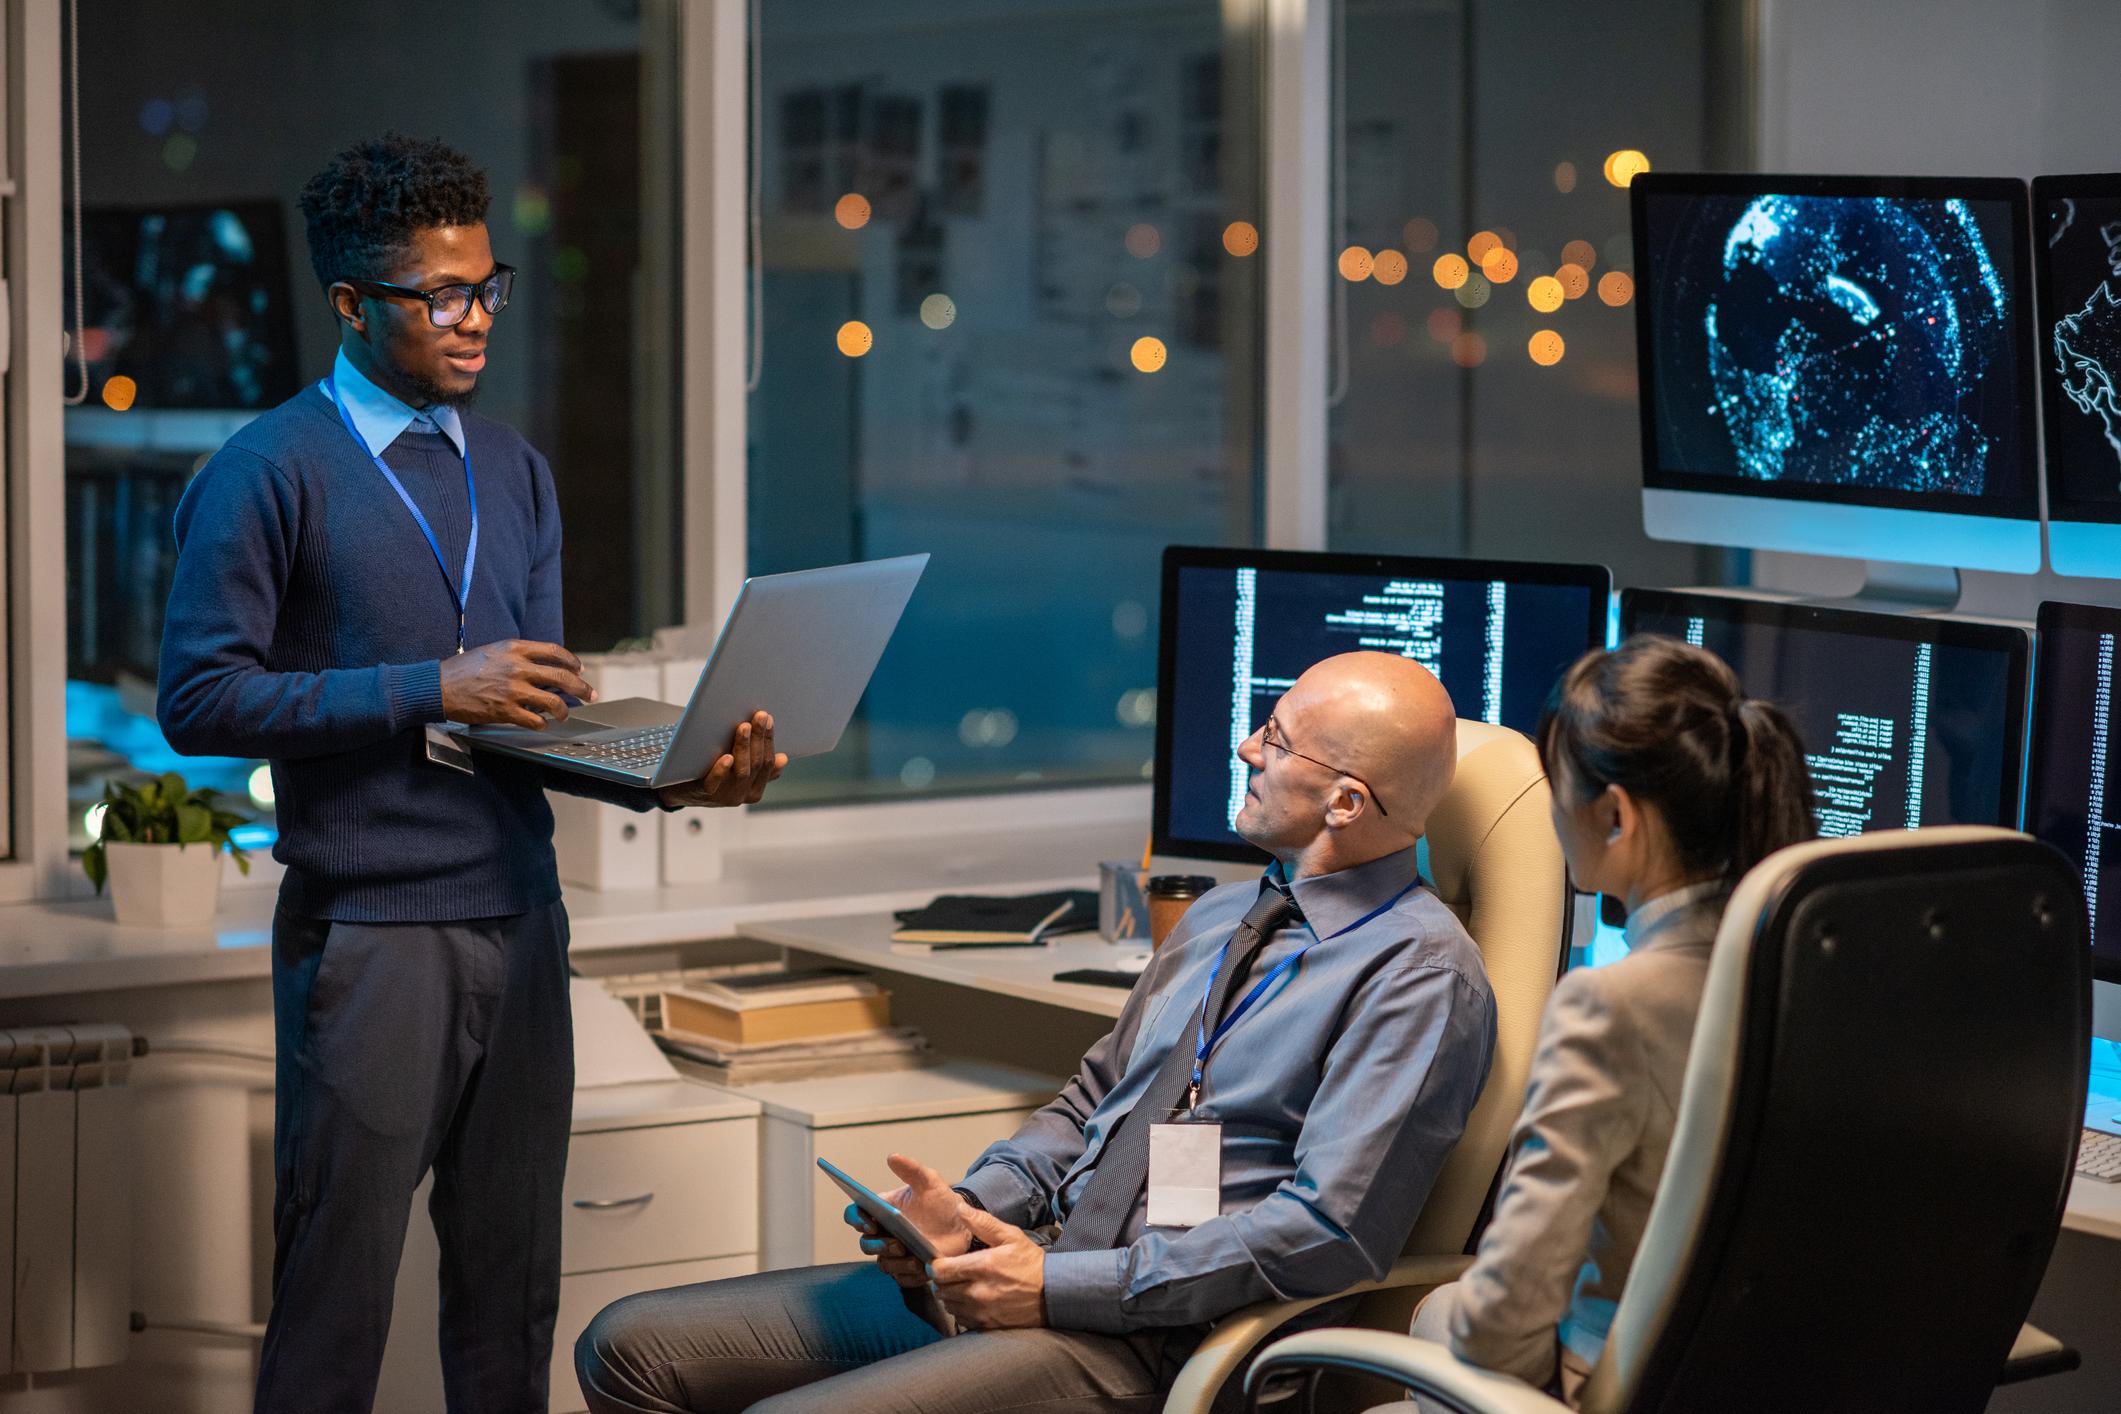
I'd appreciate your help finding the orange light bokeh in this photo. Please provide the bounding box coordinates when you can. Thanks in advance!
[1223,220,1260,257]
[836,321,873,357]
[1480,247,1519,283]
[1554,162,1577,193]
[1527,276,1565,314]
[1598,270,1636,306]
[1338,245,1375,282]
[1603,149,1651,188]
[1561,239,1598,271]
[833,193,872,230]
[1466,230,1501,263]
[1528,330,1566,366]
[1432,254,1470,290]
[1373,249,1409,285]
[1450,331,1487,368]
[1556,263,1590,300]
[101,375,139,411]
[1130,336,1168,372]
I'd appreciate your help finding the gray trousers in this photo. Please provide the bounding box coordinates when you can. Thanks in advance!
[574,1261,1206,1413]
[256,900,575,1414]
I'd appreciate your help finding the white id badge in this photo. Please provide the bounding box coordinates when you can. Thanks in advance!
[425,723,475,774]
[1146,1121,1222,1228]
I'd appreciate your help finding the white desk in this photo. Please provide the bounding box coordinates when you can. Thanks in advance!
[741,910,1138,1020]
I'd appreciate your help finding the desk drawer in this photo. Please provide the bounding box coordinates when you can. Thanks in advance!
[550,1253,756,1413]
[562,1117,757,1275]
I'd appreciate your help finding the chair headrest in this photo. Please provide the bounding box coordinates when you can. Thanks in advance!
[1422,718,1549,910]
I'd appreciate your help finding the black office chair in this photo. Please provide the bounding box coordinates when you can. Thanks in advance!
[1244,828,2091,1414]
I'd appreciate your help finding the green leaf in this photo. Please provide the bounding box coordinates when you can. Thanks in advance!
[102,810,135,843]
[233,851,251,876]
[159,771,187,802]
[176,801,211,844]
[82,842,107,894]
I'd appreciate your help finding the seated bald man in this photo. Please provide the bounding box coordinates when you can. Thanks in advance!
[576,651,1498,1414]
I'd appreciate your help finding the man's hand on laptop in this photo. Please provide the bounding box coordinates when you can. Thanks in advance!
[845,1152,976,1288]
[658,711,787,808]
[932,1207,1047,1330]
[440,640,596,728]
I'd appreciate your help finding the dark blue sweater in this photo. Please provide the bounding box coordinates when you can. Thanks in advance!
[158,384,649,923]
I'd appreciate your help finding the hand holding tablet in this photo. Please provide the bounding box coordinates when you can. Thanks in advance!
[820,1157,942,1267]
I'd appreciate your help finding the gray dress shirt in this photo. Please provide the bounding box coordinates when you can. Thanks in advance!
[957,845,1497,1335]
[1429,881,1727,1396]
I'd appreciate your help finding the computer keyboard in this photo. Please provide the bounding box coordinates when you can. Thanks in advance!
[2079,1128,2121,1183]
[548,723,678,773]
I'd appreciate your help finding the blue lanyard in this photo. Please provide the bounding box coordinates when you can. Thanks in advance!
[1185,876,1421,1110]
[327,378,479,654]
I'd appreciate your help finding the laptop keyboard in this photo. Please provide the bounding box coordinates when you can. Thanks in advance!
[547,723,678,774]
[2080,1128,2121,1183]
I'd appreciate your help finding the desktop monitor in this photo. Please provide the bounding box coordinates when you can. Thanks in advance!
[1621,590,2030,839]
[71,200,301,410]
[2024,600,2121,983]
[2032,175,2121,578]
[1630,173,2041,572]
[1153,547,1610,862]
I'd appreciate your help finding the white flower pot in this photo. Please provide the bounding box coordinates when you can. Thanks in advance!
[104,841,224,928]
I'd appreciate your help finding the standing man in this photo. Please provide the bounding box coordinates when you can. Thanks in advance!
[157,132,784,1414]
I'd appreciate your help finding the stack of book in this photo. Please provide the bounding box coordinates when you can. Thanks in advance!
[652,967,928,1085]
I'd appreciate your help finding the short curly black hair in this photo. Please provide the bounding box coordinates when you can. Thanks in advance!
[297,132,490,291]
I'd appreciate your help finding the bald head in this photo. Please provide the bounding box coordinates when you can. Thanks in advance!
[1234,651,1458,872]
[1283,651,1458,832]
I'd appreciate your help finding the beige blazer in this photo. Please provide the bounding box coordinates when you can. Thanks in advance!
[1417,884,1726,1402]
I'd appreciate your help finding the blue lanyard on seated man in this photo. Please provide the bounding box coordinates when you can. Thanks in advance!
[1185,875,1421,1112]
[1148,876,1420,1230]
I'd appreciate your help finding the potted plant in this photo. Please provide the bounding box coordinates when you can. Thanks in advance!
[82,773,253,927]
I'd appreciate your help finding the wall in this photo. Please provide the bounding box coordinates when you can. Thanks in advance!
[1752,0,2121,622]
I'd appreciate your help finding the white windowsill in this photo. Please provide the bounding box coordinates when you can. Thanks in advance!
[0,811,1163,1000]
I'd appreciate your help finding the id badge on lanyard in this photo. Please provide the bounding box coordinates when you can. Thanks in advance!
[1146,934,1309,1228]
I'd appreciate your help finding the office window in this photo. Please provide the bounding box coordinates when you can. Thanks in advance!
[751,0,1266,805]
[62,0,682,853]
[1327,0,1741,589]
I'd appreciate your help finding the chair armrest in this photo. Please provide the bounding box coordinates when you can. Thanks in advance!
[1243,1329,1568,1414]
[1998,1322,2080,1385]
[1158,1253,1474,1414]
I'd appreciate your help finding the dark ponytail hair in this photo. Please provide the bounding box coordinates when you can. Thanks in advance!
[1538,636,1817,884]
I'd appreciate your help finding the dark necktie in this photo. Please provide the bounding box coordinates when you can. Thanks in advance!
[1051,881,1300,1253]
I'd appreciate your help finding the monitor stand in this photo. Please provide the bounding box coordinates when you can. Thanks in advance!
[1799,560,1963,616]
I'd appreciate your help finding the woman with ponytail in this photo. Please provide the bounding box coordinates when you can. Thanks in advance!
[1399,636,1816,1407]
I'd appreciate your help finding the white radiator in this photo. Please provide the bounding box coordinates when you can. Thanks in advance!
[2,1023,134,1375]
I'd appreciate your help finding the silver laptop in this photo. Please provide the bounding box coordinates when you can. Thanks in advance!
[468,554,928,788]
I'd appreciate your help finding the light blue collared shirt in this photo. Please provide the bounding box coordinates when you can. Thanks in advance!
[958,845,1497,1334]
[321,348,466,458]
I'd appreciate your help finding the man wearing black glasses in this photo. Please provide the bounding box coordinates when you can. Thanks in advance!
[157,133,783,1414]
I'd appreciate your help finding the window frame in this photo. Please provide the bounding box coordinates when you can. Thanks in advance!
[9,0,68,902]
[14,0,1341,900]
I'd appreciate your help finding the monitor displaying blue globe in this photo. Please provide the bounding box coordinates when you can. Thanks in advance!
[1631,173,2039,552]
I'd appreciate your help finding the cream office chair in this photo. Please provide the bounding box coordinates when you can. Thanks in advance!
[1162,718,1572,1414]
[1244,828,2091,1414]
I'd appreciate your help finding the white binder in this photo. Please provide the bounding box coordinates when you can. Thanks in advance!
[550,653,666,892]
